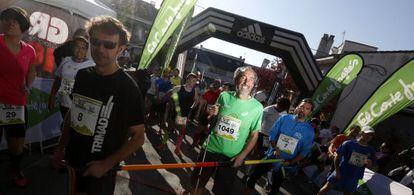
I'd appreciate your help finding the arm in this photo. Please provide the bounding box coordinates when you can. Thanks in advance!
[57,111,72,151]
[155,84,160,101]
[164,86,180,99]
[23,64,36,95]
[52,110,72,169]
[26,64,36,87]
[334,152,342,178]
[48,77,61,110]
[194,87,200,102]
[84,124,146,178]
[233,131,259,167]
[328,136,338,153]
[285,155,304,165]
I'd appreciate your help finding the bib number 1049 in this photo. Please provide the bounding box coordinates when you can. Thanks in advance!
[215,116,241,141]
[217,124,235,134]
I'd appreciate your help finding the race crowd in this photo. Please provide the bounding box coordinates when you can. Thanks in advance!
[0,6,399,195]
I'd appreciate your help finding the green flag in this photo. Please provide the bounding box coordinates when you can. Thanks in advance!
[311,54,364,115]
[138,0,198,70]
[344,58,414,133]
[162,8,193,72]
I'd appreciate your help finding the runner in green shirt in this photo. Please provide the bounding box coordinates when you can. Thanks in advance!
[190,66,263,195]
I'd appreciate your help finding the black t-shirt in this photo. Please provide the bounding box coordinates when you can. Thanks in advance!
[178,86,195,117]
[66,67,144,167]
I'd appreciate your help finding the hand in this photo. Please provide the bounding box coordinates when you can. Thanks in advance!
[48,97,56,111]
[207,104,219,116]
[273,148,281,157]
[51,148,65,170]
[282,160,290,166]
[231,154,245,168]
[83,160,113,178]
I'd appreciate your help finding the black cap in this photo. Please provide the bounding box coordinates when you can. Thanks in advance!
[1,6,30,32]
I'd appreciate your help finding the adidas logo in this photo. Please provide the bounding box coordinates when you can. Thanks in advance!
[236,23,265,44]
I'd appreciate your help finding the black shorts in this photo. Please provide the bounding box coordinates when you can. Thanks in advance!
[73,168,117,195]
[0,123,26,138]
[191,150,236,194]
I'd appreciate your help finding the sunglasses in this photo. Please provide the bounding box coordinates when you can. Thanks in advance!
[90,37,117,49]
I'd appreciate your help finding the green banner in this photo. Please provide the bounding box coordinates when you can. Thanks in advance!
[162,8,193,71]
[27,88,59,128]
[138,0,198,70]
[344,59,414,133]
[311,54,364,115]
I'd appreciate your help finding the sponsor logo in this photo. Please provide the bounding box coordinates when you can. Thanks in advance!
[28,12,68,44]
[91,96,114,153]
[146,0,190,53]
[294,132,303,139]
[357,79,414,127]
[236,23,265,44]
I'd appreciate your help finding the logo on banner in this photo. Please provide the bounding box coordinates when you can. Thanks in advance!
[91,96,115,153]
[357,79,414,127]
[28,12,69,44]
[236,23,265,44]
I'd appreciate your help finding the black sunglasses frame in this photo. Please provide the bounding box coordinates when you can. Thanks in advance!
[90,37,118,49]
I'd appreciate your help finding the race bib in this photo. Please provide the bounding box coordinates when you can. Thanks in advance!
[59,78,75,95]
[215,115,241,141]
[70,94,102,136]
[0,103,25,125]
[276,134,299,155]
[348,151,367,167]
[175,116,187,125]
[262,136,270,148]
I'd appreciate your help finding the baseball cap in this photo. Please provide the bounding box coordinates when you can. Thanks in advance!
[73,35,89,44]
[0,6,30,32]
[361,126,375,134]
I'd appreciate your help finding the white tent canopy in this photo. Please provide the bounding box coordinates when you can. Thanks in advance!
[33,0,116,19]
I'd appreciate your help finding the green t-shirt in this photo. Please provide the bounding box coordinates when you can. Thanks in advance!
[206,91,263,158]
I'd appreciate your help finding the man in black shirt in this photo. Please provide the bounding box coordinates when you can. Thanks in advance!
[52,16,145,195]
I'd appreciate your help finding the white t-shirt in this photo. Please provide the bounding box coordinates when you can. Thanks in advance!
[55,57,95,107]
[260,105,286,136]
[318,128,332,146]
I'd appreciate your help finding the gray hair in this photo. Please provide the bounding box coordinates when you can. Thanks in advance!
[233,66,258,83]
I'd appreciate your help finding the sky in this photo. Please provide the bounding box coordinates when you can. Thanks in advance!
[145,0,414,66]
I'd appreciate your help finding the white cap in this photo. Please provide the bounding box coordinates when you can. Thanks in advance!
[361,126,375,134]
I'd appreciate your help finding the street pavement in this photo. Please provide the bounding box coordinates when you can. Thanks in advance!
[0,124,316,195]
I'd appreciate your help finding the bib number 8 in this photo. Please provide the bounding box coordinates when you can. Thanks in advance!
[77,113,83,121]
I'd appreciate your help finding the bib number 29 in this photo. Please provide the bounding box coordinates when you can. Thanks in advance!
[6,112,17,119]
